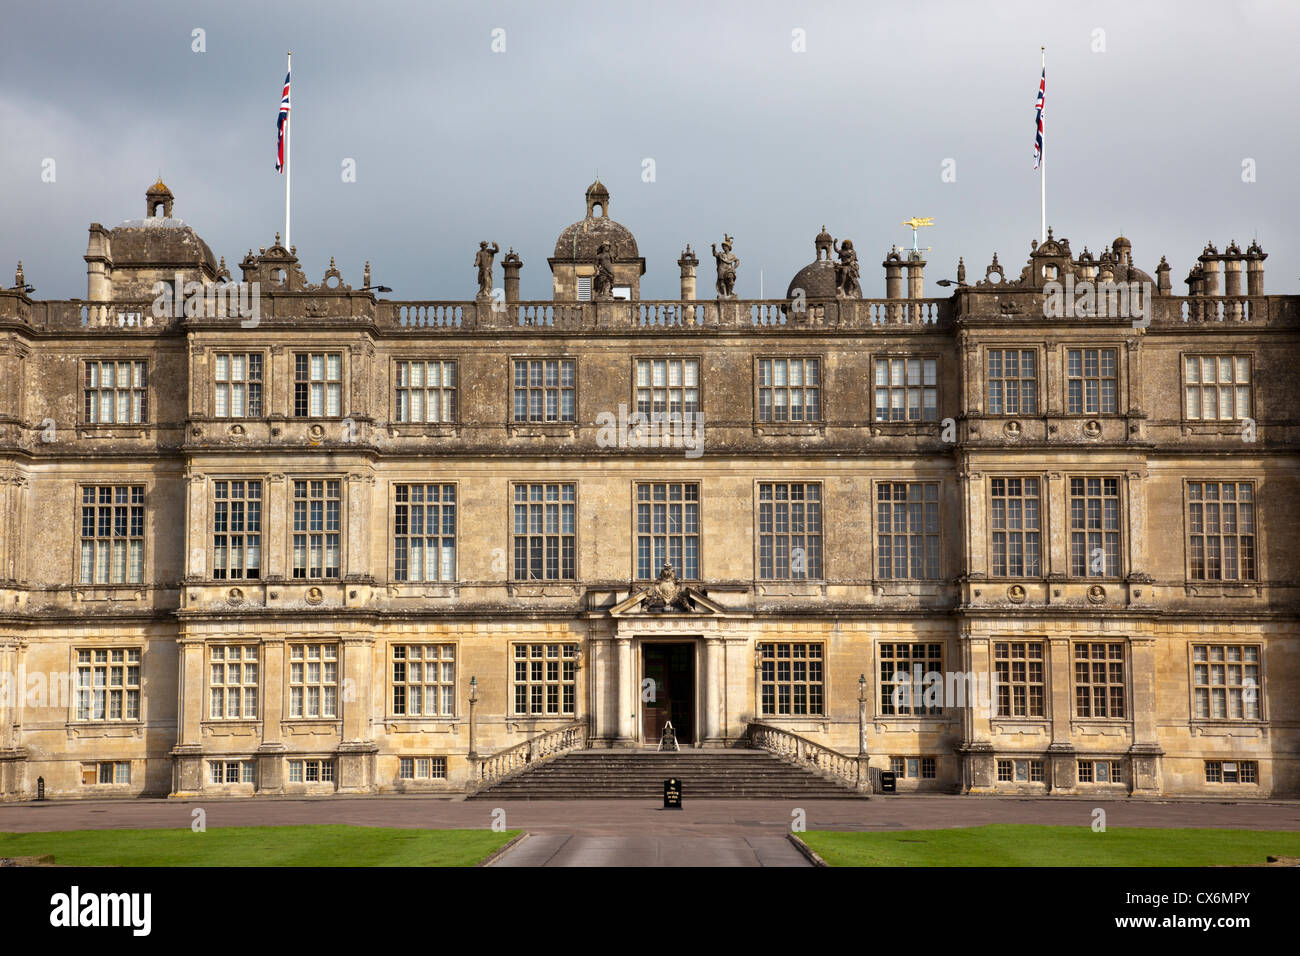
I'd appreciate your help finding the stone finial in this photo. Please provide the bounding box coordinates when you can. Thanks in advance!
[1156,256,1170,272]
[14,260,24,288]
[1046,226,1054,241]
[815,225,833,261]
[1246,238,1265,258]
[217,256,230,281]
[503,247,522,267]
[956,257,966,284]
[363,261,371,287]
[274,232,281,247]
[678,244,698,267]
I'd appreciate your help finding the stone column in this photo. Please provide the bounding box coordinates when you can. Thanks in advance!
[616,636,636,746]
[1046,472,1066,580]
[344,473,370,579]
[256,638,286,793]
[265,474,287,581]
[905,252,926,299]
[170,635,206,795]
[0,643,12,750]
[184,472,208,581]
[1127,636,1163,794]
[337,634,376,793]
[1125,470,1147,585]
[1046,637,1076,793]
[701,636,723,747]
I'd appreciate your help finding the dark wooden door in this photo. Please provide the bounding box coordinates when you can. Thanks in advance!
[641,643,695,745]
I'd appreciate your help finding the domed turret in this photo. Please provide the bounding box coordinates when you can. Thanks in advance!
[548,180,645,300]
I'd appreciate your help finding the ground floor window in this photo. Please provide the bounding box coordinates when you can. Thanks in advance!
[81,761,130,784]
[288,759,335,783]
[399,756,448,780]
[996,758,1044,783]
[890,756,937,779]
[1077,759,1124,784]
[1204,760,1257,784]
[209,760,255,784]
[758,642,825,716]
[512,643,578,716]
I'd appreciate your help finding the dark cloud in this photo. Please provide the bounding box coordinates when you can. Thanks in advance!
[1,0,1295,300]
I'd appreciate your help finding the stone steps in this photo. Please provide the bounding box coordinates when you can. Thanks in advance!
[468,749,864,799]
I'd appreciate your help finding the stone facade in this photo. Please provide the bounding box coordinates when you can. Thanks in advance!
[0,181,1296,800]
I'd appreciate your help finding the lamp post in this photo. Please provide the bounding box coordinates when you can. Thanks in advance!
[467,675,478,760]
[857,673,868,756]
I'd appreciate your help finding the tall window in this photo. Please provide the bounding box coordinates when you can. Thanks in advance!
[879,643,943,716]
[1184,355,1251,421]
[994,641,1045,717]
[757,358,820,422]
[80,485,145,584]
[635,482,699,580]
[873,357,937,422]
[513,359,575,423]
[512,483,576,580]
[395,360,457,423]
[990,477,1041,577]
[987,349,1037,415]
[294,353,342,417]
[83,360,147,424]
[391,644,455,716]
[1066,348,1117,414]
[1193,645,1261,720]
[758,642,824,716]
[1069,477,1120,577]
[393,484,456,582]
[757,482,822,579]
[75,648,141,721]
[213,353,263,417]
[636,359,699,418]
[292,479,341,579]
[213,479,261,579]
[209,645,258,719]
[1074,642,1126,718]
[876,482,940,579]
[1187,481,1255,581]
[512,643,578,716]
[289,644,338,718]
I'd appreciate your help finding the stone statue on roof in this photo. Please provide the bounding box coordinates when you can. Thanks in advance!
[833,238,861,298]
[593,242,615,299]
[474,241,500,299]
[712,234,738,298]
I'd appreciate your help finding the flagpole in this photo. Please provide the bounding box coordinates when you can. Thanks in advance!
[1040,46,1050,244]
[285,51,292,252]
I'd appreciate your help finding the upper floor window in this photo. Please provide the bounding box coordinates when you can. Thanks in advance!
[75,647,141,721]
[84,360,147,424]
[636,359,699,419]
[213,480,261,580]
[757,482,822,580]
[292,479,341,579]
[1187,481,1255,581]
[876,482,940,580]
[80,485,144,584]
[294,353,342,417]
[512,483,576,580]
[758,358,820,422]
[1069,477,1120,577]
[879,642,943,716]
[874,357,937,422]
[987,349,1036,415]
[213,353,263,417]
[393,483,456,582]
[513,359,575,423]
[1066,348,1117,414]
[1184,355,1251,421]
[990,477,1041,577]
[395,360,457,423]
[636,482,699,580]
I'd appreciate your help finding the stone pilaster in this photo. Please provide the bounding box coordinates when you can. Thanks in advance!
[1046,637,1076,792]
[1127,636,1163,795]
[615,636,635,746]
[700,636,724,747]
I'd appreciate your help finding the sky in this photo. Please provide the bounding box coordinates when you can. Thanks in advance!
[1,0,1296,301]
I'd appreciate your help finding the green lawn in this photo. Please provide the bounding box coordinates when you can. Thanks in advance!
[800,825,1300,867]
[0,825,519,867]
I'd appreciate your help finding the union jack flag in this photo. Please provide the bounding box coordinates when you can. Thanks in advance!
[1033,65,1045,169]
[276,71,290,172]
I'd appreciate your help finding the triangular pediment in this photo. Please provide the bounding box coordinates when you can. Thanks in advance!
[608,585,728,617]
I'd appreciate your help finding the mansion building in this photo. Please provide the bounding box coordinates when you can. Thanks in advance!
[0,178,1296,800]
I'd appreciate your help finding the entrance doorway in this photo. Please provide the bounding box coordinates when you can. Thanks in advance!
[641,642,695,746]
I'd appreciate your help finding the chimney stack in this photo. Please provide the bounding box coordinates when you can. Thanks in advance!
[677,244,699,300]
[882,248,905,300]
[502,248,522,303]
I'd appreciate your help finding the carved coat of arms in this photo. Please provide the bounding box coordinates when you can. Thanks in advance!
[639,564,693,612]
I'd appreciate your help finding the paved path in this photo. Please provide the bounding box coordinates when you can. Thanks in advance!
[490,833,808,867]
